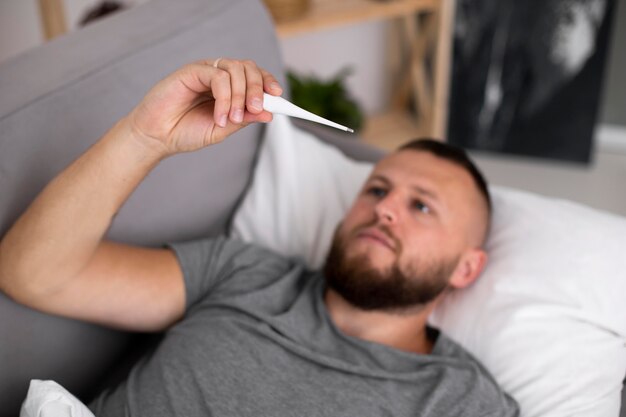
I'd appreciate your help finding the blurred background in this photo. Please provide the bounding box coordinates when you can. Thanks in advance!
[1,0,625,215]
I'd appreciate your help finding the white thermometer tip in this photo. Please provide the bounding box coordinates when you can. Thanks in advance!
[263,93,355,134]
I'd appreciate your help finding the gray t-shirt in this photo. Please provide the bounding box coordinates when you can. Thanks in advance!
[90,237,519,417]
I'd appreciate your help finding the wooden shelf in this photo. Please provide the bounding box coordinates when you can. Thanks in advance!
[274,0,438,38]
[38,0,67,40]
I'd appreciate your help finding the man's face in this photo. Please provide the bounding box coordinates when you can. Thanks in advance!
[323,149,489,312]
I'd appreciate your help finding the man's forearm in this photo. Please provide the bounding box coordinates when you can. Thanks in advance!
[0,118,166,300]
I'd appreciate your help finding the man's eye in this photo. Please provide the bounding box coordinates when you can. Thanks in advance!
[412,200,430,214]
[367,187,387,198]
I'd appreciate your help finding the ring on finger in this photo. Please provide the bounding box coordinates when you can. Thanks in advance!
[213,58,222,69]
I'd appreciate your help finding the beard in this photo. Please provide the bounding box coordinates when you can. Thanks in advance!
[323,223,459,313]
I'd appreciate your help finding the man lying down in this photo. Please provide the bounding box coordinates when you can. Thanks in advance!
[0,58,519,417]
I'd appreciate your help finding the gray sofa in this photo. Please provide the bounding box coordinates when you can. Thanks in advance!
[0,0,380,415]
[0,0,623,416]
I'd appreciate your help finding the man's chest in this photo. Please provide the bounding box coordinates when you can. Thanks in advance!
[126,312,478,417]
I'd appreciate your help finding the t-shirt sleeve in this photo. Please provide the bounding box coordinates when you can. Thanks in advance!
[167,236,292,311]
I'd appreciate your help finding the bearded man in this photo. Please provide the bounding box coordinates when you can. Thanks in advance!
[0,58,519,417]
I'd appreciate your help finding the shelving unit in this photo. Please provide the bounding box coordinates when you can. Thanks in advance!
[274,0,437,37]
[38,0,67,40]
[272,0,454,149]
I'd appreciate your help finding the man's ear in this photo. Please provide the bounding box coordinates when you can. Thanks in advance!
[449,249,488,289]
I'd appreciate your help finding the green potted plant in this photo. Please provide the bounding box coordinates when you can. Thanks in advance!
[287,67,364,133]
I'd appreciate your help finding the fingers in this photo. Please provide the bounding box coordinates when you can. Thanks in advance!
[210,58,282,127]
[242,60,265,114]
[176,62,232,128]
[219,60,246,124]
[212,110,273,143]
[208,69,232,129]
[260,68,283,96]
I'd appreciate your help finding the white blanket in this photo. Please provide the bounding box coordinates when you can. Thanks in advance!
[21,380,95,417]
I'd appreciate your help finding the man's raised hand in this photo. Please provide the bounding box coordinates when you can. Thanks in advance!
[126,58,283,157]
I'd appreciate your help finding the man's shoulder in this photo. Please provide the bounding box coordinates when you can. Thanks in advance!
[169,235,292,265]
[169,235,308,310]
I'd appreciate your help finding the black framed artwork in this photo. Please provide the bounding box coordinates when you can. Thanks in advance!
[447,0,617,163]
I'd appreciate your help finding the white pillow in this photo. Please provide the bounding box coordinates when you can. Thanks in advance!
[232,116,372,268]
[21,380,95,417]
[231,115,626,417]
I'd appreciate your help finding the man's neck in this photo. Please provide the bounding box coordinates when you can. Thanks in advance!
[323,288,437,355]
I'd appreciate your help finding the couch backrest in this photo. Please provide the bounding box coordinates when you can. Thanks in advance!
[0,0,284,414]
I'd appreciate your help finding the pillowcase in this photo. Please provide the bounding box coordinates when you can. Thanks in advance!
[231,115,626,416]
[232,116,373,268]
[20,380,95,417]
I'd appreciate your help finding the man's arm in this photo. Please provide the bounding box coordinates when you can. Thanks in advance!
[0,58,282,332]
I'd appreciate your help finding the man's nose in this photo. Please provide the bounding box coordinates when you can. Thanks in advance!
[374,195,400,225]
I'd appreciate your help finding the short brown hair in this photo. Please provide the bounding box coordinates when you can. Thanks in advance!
[398,138,492,214]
